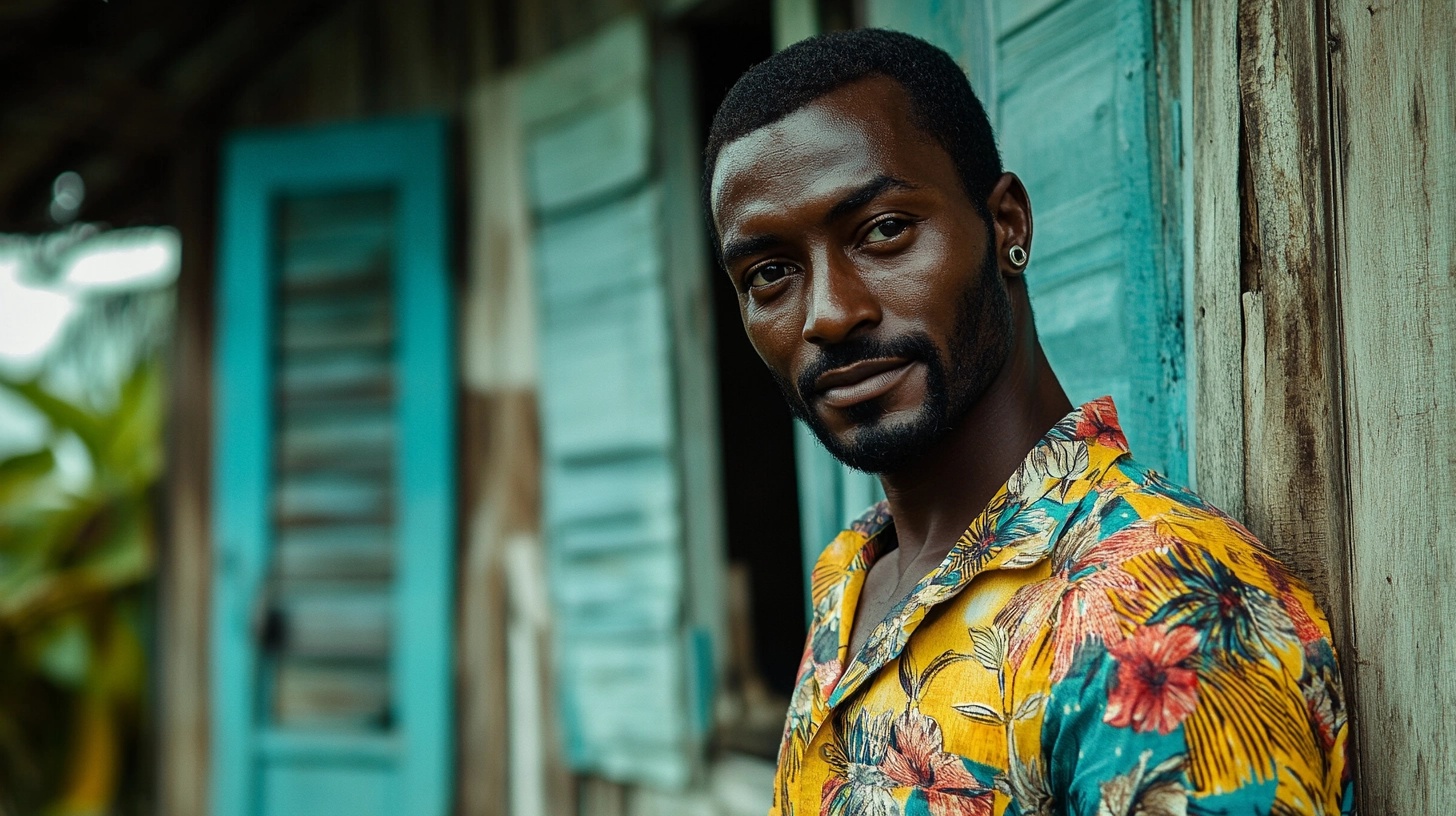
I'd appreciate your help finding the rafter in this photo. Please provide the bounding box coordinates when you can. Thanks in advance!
[0,0,351,228]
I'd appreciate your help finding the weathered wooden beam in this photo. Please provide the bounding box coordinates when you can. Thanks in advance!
[1327,1,1455,811]
[157,135,218,816]
[1234,0,1351,630]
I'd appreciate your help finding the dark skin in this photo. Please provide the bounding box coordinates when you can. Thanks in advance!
[711,76,1072,659]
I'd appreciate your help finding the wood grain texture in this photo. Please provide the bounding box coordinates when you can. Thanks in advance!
[1328,0,1456,810]
[1190,0,1244,516]
[157,139,217,816]
[458,390,539,816]
[1233,0,1351,641]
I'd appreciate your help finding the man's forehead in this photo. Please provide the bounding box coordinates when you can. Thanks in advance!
[711,79,916,225]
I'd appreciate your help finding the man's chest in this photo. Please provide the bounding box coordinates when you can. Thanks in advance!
[786,568,1058,814]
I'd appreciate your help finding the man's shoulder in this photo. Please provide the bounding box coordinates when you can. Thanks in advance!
[1052,456,1335,650]
[1028,460,1350,808]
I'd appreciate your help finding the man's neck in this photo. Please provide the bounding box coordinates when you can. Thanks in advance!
[877,337,1071,582]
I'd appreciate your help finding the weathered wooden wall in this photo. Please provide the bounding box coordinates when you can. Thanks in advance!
[1234,0,1354,642]
[1196,0,1455,810]
[1327,0,1454,809]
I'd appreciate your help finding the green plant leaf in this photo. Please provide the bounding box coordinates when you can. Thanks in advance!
[35,614,90,689]
[0,449,56,506]
[0,378,105,465]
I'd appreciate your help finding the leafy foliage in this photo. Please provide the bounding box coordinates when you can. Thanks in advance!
[0,360,162,816]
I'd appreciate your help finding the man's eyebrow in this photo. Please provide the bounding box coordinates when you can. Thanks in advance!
[718,176,916,268]
[720,233,784,268]
[826,175,918,223]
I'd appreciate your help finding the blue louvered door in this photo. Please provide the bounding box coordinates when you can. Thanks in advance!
[519,17,724,790]
[212,118,454,816]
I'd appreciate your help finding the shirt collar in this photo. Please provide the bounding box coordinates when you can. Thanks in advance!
[817,396,1132,708]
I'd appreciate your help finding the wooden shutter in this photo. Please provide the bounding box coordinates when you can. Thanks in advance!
[520,18,724,789]
[212,118,454,816]
[865,0,1186,481]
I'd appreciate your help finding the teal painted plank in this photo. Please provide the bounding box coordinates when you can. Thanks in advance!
[996,0,1185,478]
[526,90,652,213]
[213,121,275,816]
[387,118,455,816]
[261,765,397,816]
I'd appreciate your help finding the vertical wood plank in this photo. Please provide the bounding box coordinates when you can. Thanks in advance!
[158,138,217,816]
[1233,0,1351,640]
[1328,1,1456,811]
[653,31,730,723]
[459,75,545,816]
[1189,0,1244,515]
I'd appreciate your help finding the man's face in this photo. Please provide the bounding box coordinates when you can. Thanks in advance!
[710,75,1014,473]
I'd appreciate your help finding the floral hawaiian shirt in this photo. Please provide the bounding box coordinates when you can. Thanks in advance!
[772,397,1353,816]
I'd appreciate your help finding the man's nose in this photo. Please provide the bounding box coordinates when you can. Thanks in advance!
[801,252,881,345]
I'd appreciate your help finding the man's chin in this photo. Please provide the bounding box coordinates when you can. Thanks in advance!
[812,411,942,475]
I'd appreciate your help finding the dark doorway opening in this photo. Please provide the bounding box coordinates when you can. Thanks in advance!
[684,0,803,758]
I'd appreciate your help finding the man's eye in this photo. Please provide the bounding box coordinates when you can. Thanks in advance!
[748,263,792,288]
[865,218,909,244]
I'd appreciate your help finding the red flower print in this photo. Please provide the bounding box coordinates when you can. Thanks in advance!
[1075,397,1128,452]
[881,709,993,816]
[1104,624,1201,735]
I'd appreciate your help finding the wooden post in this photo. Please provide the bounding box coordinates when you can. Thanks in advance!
[1232,0,1354,640]
[1327,1,1455,810]
[1203,0,1456,808]
[157,139,217,816]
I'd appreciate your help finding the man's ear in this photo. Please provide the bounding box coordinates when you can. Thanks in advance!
[987,173,1033,282]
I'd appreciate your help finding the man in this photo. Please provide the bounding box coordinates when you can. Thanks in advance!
[704,29,1352,816]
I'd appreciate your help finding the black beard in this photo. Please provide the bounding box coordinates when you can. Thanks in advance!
[771,245,1013,474]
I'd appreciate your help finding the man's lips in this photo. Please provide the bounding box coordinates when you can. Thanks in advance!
[813,357,916,410]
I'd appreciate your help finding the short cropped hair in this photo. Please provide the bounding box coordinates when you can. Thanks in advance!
[704,28,1002,248]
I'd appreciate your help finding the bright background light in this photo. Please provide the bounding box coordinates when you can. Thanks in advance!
[0,226,180,460]
[0,257,78,372]
[62,227,180,292]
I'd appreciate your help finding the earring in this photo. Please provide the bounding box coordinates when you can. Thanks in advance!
[1008,245,1028,267]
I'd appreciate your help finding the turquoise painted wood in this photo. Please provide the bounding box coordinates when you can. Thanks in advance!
[213,117,455,816]
[993,0,1185,481]
[797,0,1186,578]
[520,16,715,790]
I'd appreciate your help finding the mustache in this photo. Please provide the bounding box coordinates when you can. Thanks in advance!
[794,333,939,400]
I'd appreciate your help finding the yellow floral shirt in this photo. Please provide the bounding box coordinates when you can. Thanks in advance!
[772,398,1353,816]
